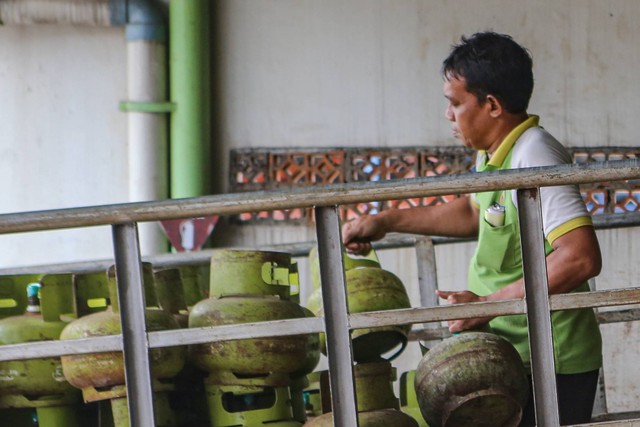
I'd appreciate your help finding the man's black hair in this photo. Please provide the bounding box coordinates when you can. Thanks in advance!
[442,32,534,114]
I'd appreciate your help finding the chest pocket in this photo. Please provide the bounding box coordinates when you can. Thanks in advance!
[476,220,522,272]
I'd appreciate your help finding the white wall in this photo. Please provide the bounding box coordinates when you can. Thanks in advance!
[215,0,640,157]
[0,25,128,267]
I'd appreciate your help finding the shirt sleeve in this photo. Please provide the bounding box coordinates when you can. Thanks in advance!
[510,127,592,244]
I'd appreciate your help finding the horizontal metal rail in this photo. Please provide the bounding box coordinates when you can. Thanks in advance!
[551,288,640,311]
[349,299,525,329]
[0,160,638,235]
[0,335,122,362]
[412,302,640,342]
[596,308,640,324]
[2,211,640,276]
[2,286,640,362]
[575,421,640,426]
[0,316,326,362]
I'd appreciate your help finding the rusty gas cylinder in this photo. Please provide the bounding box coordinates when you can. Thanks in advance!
[307,248,411,362]
[306,410,420,427]
[414,332,528,427]
[59,265,185,401]
[399,370,429,427]
[188,250,319,377]
[304,361,419,427]
[0,281,78,406]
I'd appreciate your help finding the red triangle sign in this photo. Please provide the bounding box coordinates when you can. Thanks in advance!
[160,216,219,252]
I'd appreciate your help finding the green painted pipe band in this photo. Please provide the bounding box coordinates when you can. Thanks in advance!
[119,101,175,113]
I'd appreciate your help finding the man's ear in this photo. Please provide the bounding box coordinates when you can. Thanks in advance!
[486,95,503,117]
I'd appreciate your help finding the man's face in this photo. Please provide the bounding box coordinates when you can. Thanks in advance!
[443,75,494,151]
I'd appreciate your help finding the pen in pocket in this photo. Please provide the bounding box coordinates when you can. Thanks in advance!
[484,203,505,227]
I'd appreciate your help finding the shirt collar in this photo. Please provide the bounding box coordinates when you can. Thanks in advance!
[482,115,540,168]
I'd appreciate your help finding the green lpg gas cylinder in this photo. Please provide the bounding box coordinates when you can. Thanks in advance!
[166,266,212,427]
[189,250,319,377]
[59,266,185,403]
[307,248,411,362]
[301,372,323,419]
[399,371,429,427]
[109,385,176,427]
[0,274,43,320]
[304,361,419,427]
[206,380,302,427]
[289,305,321,424]
[0,279,79,407]
[414,332,528,427]
[153,268,190,328]
[306,409,419,427]
[179,264,210,305]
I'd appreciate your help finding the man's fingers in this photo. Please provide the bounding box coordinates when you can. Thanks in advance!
[342,225,364,248]
[448,320,464,333]
[436,289,453,299]
[344,241,372,255]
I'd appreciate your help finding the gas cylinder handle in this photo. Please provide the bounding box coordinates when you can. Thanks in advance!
[381,335,408,363]
[261,261,299,288]
[342,247,381,270]
[289,262,300,296]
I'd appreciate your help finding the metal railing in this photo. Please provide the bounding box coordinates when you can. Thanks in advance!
[1,160,640,427]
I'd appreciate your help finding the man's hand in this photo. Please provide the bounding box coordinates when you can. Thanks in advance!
[436,289,492,333]
[341,214,387,255]
[341,197,479,255]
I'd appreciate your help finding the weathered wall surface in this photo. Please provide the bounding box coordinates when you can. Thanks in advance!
[213,1,640,155]
[0,25,127,265]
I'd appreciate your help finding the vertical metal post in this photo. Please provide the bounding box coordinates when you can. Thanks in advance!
[415,237,441,349]
[112,223,156,427]
[517,189,560,427]
[415,236,439,307]
[314,206,359,426]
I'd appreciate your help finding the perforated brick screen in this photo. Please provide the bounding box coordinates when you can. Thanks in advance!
[229,147,640,224]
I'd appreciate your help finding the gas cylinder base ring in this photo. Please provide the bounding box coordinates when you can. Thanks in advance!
[305,407,420,427]
[351,328,408,363]
[205,370,292,388]
[441,388,523,427]
[0,390,80,408]
[81,380,174,403]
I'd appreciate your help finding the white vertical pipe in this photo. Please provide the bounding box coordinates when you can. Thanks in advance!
[127,40,168,255]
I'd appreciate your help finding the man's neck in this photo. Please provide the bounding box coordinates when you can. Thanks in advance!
[486,113,529,155]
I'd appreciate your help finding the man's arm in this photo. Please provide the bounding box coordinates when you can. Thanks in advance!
[342,195,480,254]
[438,224,602,332]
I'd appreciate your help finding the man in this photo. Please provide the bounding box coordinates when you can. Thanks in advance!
[342,32,602,426]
